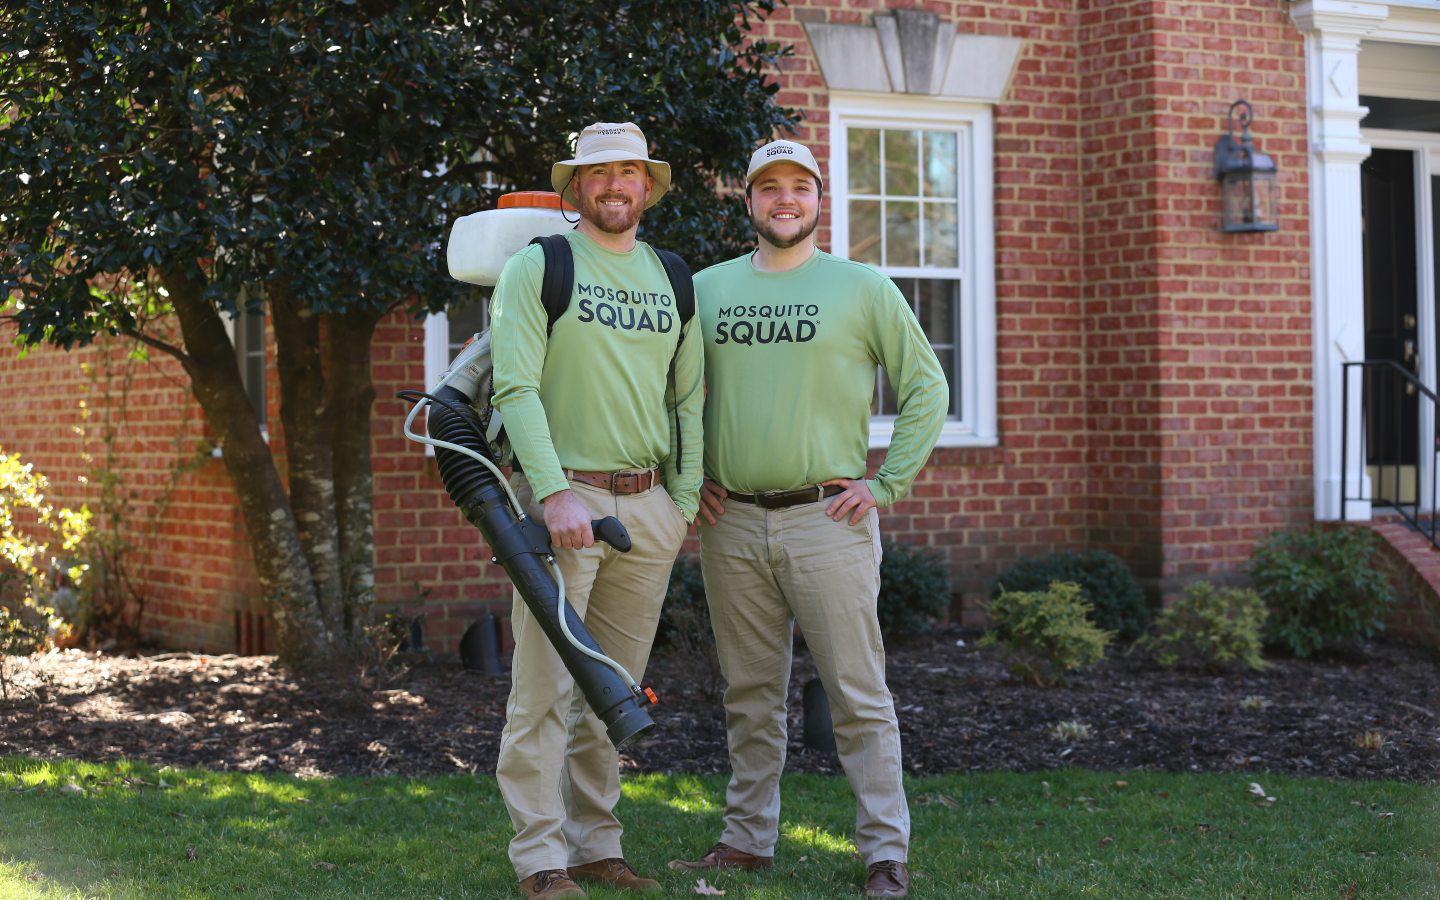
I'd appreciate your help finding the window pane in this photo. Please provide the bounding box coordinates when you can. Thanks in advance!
[875,368,898,416]
[884,130,919,196]
[923,202,959,269]
[885,200,919,267]
[887,277,961,421]
[923,132,958,198]
[848,128,881,195]
[447,289,491,356]
[917,278,955,343]
[849,199,882,265]
[938,350,958,417]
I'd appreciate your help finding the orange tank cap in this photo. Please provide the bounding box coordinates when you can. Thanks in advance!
[498,191,577,212]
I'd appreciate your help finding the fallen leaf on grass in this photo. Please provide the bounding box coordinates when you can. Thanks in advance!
[26,873,41,883]
[1098,836,1114,848]
[185,846,197,861]
[1041,781,1051,798]
[60,782,84,796]
[916,792,959,808]
[1358,850,1379,857]
[1112,780,1128,790]
[1377,811,1395,819]
[312,862,336,871]
[693,878,725,896]
[1247,782,1276,804]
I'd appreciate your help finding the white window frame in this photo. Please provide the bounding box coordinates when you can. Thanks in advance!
[215,289,269,457]
[829,91,998,449]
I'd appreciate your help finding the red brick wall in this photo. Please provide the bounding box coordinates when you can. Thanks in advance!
[1073,0,1313,590]
[0,324,262,650]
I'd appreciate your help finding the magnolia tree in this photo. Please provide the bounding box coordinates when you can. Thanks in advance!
[0,0,796,666]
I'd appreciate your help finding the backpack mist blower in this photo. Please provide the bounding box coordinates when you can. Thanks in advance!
[397,192,657,748]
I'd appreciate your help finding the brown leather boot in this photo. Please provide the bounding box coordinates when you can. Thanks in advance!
[865,860,910,897]
[667,841,774,872]
[566,858,660,893]
[518,869,586,898]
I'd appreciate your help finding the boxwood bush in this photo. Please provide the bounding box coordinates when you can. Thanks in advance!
[992,550,1149,640]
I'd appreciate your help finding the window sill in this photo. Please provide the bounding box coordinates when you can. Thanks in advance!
[868,419,996,450]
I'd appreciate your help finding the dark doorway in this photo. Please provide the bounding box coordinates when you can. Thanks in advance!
[1361,147,1419,486]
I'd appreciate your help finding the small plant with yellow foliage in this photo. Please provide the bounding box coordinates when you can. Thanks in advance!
[1,447,91,673]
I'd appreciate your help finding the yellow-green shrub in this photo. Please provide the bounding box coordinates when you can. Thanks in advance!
[1140,582,1267,672]
[980,581,1113,686]
[1,447,90,653]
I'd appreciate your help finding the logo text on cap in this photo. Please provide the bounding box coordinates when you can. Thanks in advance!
[765,146,795,157]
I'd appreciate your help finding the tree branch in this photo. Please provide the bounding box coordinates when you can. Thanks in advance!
[117,326,190,365]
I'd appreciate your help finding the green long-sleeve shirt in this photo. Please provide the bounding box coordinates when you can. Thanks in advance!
[694,250,947,507]
[489,230,704,520]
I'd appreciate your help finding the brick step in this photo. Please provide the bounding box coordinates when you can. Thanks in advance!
[1356,520,1440,647]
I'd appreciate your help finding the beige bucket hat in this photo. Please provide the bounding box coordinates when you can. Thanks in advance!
[550,122,672,209]
[746,139,824,187]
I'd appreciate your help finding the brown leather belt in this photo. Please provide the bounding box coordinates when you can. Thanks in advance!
[726,483,846,509]
[564,468,660,495]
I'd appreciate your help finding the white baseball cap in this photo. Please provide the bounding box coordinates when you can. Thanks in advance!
[745,139,824,187]
[550,122,672,209]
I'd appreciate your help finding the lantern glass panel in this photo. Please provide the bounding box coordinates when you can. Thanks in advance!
[1252,169,1278,228]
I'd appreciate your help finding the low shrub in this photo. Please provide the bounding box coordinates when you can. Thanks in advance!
[1,447,90,656]
[1248,526,1392,657]
[993,550,1149,640]
[878,540,950,636]
[980,581,1113,686]
[1139,582,1267,672]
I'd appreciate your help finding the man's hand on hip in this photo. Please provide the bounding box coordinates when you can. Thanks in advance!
[542,489,594,549]
[822,478,876,526]
[699,478,728,526]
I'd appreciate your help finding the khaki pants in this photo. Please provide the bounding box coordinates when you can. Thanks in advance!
[699,499,909,864]
[496,474,689,880]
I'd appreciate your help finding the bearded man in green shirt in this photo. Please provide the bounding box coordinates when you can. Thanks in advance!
[489,122,703,898]
[669,140,947,898]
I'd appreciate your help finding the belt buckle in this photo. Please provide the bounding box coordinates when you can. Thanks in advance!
[757,489,784,509]
[608,471,621,494]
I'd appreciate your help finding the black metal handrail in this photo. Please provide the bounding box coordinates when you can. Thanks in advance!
[1341,359,1440,547]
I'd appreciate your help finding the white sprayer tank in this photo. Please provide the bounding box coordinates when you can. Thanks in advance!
[447,191,574,287]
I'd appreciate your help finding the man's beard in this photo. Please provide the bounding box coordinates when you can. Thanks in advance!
[580,193,644,234]
[754,209,818,249]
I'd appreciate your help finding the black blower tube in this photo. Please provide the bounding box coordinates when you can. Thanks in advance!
[421,385,656,748]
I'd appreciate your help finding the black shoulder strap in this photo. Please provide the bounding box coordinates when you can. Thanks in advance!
[653,248,695,328]
[529,234,574,336]
[651,247,696,474]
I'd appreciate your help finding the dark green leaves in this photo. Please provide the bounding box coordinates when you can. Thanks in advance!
[1,0,797,346]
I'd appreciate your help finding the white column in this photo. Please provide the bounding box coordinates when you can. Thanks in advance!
[1292,1,1389,520]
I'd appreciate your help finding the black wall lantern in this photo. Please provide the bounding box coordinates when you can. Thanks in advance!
[1213,99,1278,233]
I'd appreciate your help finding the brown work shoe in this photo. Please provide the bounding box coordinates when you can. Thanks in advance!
[865,860,910,897]
[567,858,660,893]
[519,869,586,898]
[667,841,774,872]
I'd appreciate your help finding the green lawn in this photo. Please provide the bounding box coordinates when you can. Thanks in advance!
[0,757,1435,898]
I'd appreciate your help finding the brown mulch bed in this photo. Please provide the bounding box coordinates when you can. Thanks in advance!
[1,630,1436,782]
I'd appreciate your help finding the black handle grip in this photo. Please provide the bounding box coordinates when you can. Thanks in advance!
[592,516,632,553]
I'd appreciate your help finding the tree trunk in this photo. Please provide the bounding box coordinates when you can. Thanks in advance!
[270,280,345,638]
[327,308,382,640]
[161,265,335,665]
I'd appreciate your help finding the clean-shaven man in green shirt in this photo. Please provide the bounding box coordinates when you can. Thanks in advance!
[670,140,947,899]
[489,122,703,899]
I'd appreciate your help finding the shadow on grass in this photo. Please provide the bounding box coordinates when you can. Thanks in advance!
[1,758,1437,898]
